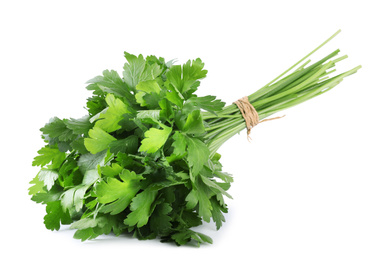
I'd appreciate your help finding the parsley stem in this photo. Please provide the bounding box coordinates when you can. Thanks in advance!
[203,37,361,155]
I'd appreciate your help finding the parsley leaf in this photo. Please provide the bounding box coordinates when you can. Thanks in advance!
[32,145,66,168]
[185,136,210,175]
[96,170,143,215]
[94,94,130,133]
[29,52,237,246]
[124,187,158,228]
[44,201,72,231]
[139,124,172,154]
[84,127,117,154]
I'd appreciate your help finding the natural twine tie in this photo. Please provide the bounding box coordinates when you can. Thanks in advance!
[234,96,285,140]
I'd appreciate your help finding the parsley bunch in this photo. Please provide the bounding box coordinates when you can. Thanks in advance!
[29,30,360,246]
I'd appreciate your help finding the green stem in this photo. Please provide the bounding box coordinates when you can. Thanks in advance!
[203,31,361,155]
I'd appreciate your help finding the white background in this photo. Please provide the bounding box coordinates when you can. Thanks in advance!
[1,0,389,259]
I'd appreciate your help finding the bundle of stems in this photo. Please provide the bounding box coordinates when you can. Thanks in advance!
[203,30,361,155]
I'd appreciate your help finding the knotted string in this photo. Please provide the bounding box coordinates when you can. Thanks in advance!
[234,96,285,140]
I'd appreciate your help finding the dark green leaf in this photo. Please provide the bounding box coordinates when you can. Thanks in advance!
[64,115,92,135]
[109,135,138,154]
[44,201,72,231]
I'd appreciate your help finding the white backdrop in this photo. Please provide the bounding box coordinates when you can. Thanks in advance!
[1,0,389,259]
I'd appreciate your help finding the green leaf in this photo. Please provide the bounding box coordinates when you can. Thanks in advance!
[210,197,227,230]
[100,163,123,177]
[64,115,93,135]
[40,117,76,142]
[124,188,158,228]
[60,186,89,212]
[150,203,172,234]
[77,150,107,174]
[185,136,210,174]
[191,231,213,246]
[183,95,225,115]
[31,185,62,204]
[109,135,138,154]
[198,193,213,223]
[86,69,133,102]
[32,145,66,168]
[139,124,172,154]
[94,94,129,133]
[182,110,205,134]
[136,80,161,94]
[185,190,198,210]
[166,58,207,98]
[171,230,212,246]
[200,175,232,199]
[123,53,162,92]
[86,95,106,116]
[170,131,187,157]
[71,214,127,239]
[70,138,89,154]
[60,169,99,212]
[123,53,146,91]
[136,110,160,123]
[180,210,202,228]
[182,58,207,94]
[84,127,117,154]
[73,228,99,241]
[159,98,174,122]
[70,216,104,230]
[135,80,163,108]
[96,169,143,215]
[165,83,184,108]
[196,188,213,223]
[28,174,45,196]
[38,169,59,191]
[44,201,72,231]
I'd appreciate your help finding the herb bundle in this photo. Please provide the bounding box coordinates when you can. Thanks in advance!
[29,30,360,246]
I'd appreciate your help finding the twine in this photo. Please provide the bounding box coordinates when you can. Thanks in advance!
[234,96,285,140]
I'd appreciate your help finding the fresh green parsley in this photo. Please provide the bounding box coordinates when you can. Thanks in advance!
[29,30,360,246]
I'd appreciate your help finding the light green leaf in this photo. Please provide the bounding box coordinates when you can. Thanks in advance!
[165,83,184,108]
[96,169,143,215]
[139,124,172,154]
[136,80,161,94]
[136,110,160,122]
[28,174,45,196]
[123,53,162,92]
[165,59,207,97]
[135,80,162,107]
[70,216,104,230]
[95,94,129,133]
[100,163,123,177]
[61,185,89,212]
[32,145,66,168]
[60,169,99,212]
[38,169,59,191]
[84,127,117,154]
